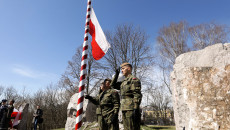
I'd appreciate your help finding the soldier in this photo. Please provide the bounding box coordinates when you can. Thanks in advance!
[87,82,103,129]
[85,79,120,130]
[113,62,142,130]
[0,99,8,130]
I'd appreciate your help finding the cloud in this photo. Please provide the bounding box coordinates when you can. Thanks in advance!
[12,66,37,78]
[12,65,59,80]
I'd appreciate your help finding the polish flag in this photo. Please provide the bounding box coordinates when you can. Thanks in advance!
[89,8,111,60]
[11,108,22,127]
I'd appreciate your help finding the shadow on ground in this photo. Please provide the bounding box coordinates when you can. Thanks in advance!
[148,126,172,129]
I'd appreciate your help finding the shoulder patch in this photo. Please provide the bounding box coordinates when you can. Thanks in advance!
[133,78,137,80]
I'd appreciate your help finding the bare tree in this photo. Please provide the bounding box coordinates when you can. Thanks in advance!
[30,90,44,109]
[105,24,155,83]
[0,85,4,99]
[148,85,172,125]
[15,86,31,106]
[155,21,190,94]
[156,21,190,65]
[157,58,172,94]
[189,22,230,50]
[4,86,19,101]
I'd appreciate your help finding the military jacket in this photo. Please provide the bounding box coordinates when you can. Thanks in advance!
[91,88,120,116]
[96,91,102,115]
[120,74,142,111]
[7,105,14,119]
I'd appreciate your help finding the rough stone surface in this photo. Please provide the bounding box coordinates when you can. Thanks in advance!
[18,103,29,130]
[171,43,230,130]
[65,93,97,130]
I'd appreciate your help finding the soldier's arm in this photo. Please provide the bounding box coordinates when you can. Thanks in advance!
[131,78,142,109]
[111,68,121,90]
[111,82,121,90]
[110,69,119,87]
[88,96,100,105]
[112,91,120,114]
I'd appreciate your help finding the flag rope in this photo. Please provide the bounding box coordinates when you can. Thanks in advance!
[75,0,91,129]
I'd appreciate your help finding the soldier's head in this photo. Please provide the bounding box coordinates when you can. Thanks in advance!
[104,79,112,87]
[9,99,15,105]
[120,62,132,77]
[102,78,111,91]
[2,99,7,105]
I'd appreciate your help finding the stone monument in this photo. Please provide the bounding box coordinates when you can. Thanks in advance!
[171,43,230,130]
[65,93,97,130]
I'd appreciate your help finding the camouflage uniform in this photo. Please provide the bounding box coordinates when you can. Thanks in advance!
[87,88,120,130]
[96,107,103,130]
[96,90,103,130]
[114,74,142,130]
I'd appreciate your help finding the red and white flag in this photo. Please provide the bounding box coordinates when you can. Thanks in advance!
[89,8,111,60]
[11,108,22,127]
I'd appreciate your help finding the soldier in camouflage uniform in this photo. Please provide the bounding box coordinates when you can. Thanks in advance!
[85,79,120,130]
[96,83,103,130]
[87,82,103,129]
[113,62,142,130]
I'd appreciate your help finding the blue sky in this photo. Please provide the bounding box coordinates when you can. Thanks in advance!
[0,0,230,93]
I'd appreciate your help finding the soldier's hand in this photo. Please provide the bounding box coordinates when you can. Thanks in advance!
[85,95,91,99]
[115,67,120,75]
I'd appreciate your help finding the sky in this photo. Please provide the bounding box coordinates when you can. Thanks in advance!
[0,0,230,93]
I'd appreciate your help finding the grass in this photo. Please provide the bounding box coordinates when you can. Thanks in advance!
[142,125,176,130]
[53,125,175,130]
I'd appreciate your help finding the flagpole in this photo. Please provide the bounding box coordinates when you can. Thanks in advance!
[75,0,91,129]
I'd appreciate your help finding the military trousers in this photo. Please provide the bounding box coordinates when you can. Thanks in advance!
[97,115,103,130]
[122,110,140,130]
[100,112,119,130]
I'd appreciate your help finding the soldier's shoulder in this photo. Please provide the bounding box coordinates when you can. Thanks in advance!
[109,88,119,94]
[130,75,140,81]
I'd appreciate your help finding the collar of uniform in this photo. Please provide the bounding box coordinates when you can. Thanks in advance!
[102,88,111,93]
[124,74,132,81]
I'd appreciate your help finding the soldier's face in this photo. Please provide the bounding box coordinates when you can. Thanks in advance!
[105,81,111,87]
[9,101,14,105]
[121,66,131,77]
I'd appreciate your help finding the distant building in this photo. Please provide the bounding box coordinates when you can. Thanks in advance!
[141,106,174,125]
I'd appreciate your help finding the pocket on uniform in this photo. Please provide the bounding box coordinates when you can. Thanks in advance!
[121,99,134,110]
[130,84,135,90]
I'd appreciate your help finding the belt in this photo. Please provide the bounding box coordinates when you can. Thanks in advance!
[121,95,134,99]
